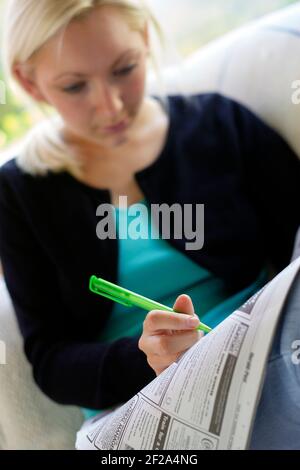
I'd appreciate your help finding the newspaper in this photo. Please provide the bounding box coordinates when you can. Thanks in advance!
[76,256,300,450]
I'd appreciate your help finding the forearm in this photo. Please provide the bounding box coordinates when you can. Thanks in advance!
[28,335,156,409]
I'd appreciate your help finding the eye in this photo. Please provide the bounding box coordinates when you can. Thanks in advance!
[63,82,86,94]
[114,64,137,77]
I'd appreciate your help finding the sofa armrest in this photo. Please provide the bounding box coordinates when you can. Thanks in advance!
[0,278,84,449]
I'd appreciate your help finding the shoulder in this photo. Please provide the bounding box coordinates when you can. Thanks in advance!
[166,92,242,115]
[0,157,21,179]
[0,156,44,184]
[0,158,38,220]
[164,92,256,162]
[0,157,65,190]
[166,92,298,161]
[0,157,41,198]
[0,158,24,199]
[166,92,262,131]
[0,157,69,215]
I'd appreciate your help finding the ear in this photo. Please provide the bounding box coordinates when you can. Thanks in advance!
[13,63,47,103]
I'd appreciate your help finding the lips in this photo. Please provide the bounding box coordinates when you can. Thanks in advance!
[104,120,129,133]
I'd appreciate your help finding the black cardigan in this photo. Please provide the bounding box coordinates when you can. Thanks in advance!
[0,93,299,409]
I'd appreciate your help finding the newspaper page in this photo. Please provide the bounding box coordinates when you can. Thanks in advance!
[76,257,300,450]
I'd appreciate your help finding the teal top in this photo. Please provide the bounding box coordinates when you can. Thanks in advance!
[82,199,267,419]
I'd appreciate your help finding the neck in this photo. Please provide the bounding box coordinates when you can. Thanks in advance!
[61,96,168,167]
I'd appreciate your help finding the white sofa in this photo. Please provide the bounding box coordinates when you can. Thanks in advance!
[0,280,84,449]
[1,2,300,450]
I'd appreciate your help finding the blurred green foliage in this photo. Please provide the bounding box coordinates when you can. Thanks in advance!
[0,74,34,149]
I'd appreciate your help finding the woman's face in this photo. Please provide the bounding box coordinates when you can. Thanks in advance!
[17,6,149,148]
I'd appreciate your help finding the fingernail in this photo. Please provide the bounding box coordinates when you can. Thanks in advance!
[186,316,200,328]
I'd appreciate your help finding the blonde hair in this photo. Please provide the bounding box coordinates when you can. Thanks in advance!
[2,0,170,177]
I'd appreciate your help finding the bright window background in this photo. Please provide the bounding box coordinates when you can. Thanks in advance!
[148,0,298,56]
[0,0,298,153]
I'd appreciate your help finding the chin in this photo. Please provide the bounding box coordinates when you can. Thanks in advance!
[90,130,129,148]
[111,137,128,148]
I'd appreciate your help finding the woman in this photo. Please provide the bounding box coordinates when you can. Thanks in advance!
[0,0,299,423]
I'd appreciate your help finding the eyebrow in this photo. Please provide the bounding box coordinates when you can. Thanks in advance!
[53,48,139,81]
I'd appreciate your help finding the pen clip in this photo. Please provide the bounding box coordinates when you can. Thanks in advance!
[89,275,132,307]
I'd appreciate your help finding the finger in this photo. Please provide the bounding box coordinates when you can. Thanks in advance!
[152,329,203,357]
[144,310,200,333]
[173,294,195,316]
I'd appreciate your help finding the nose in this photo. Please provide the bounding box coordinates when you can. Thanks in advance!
[91,80,124,123]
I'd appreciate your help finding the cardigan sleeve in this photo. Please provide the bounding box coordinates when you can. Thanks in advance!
[217,94,300,271]
[0,166,155,409]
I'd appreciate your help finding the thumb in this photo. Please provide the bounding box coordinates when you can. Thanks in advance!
[173,294,195,316]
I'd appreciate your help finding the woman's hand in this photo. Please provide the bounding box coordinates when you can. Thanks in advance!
[138,294,204,376]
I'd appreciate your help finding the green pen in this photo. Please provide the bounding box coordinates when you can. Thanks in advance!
[89,275,212,334]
